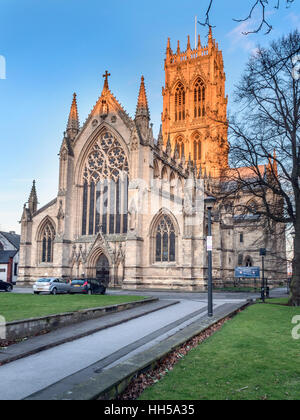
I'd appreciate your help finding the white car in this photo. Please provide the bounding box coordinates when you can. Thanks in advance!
[33,278,71,295]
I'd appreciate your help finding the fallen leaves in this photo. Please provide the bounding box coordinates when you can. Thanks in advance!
[118,317,230,400]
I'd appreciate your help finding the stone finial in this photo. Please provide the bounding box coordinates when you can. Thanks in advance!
[135,76,150,118]
[187,35,191,50]
[157,125,164,149]
[28,180,38,215]
[166,134,172,156]
[66,93,80,139]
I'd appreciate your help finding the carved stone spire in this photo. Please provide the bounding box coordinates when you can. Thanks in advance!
[166,134,172,156]
[135,76,150,141]
[66,93,79,140]
[166,37,172,58]
[28,180,38,215]
[157,124,164,149]
[173,143,180,160]
[197,34,202,50]
[187,35,191,50]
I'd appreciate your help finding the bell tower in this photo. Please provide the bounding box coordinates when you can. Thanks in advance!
[162,29,229,176]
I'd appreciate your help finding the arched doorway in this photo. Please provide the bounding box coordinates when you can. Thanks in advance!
[96,254,110,285]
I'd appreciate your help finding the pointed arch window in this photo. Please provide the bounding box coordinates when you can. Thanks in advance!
[81,130,129,236]
[175,137,185,159]
[193,134,201,161]
[175,83,185,122]
[155,215,176,262]
[40,221,56,263]
[194,79,205,118]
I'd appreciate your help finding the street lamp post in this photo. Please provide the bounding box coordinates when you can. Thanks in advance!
[260,248,266,302]
[205,196,216,318]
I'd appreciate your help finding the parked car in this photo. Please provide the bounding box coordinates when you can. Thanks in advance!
[33,278,71,295]
[0,280,13,292]
[69,278,106,295]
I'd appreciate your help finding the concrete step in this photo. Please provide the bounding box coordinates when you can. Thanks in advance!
[0,299,179,366]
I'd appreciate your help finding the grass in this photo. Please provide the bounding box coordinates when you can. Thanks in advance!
[140,303,300,400]
[0,293,147,322]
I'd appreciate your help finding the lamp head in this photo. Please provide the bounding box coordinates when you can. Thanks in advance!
[204,196,217,210]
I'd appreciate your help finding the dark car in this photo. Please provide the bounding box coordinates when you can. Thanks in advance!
[69,278,106,295]
[0,280,13,292]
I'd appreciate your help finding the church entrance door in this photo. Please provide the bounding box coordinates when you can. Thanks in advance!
[96,254,110,286]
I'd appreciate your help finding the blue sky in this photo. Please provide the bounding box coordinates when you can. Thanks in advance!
[0,0,299,232]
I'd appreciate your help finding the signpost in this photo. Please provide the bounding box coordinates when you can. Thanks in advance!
[234,267,260,279]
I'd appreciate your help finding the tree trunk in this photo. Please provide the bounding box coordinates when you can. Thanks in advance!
[289,223,300,306]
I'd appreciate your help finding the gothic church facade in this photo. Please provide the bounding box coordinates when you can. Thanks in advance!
[18,31,286,290]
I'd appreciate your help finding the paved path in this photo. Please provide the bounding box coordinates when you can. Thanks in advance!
[0,297,245,400]
[0,287,287,400]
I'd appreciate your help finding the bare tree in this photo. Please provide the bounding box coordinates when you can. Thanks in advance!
[199,0,296,34]
[220,30,300,305]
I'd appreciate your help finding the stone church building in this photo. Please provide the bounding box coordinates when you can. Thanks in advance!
[18,30,286,290]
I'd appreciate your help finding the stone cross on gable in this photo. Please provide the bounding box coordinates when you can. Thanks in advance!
[103,70,111,89]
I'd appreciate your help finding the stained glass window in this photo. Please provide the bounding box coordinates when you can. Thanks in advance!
[81,131,129,236]
[41,222,55,263]
[194,79,205,118]
[155,215,176,263]
[175,83,185,122]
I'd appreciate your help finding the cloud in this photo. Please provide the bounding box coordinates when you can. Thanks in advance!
[226,21,257,54]
[287,12,300,30]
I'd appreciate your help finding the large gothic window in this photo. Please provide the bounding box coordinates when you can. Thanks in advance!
[194,78,205,118]
[81,131,129,236]
[175,136,185,159]
[193,134,201,161]
[40,221,55,263]
[155,215,176,262]
[175,83,185,122]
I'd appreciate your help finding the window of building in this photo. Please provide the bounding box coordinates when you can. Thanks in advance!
[194,78,206,118]
[81,130,129,236]
[175,137,185,158]
[193,134,201,161]
[240,233,244,243]
[41,221,56,263]
[245,256,253,267]
[238,254,243,266]
[175,83,185,122]
[155,215,176,263]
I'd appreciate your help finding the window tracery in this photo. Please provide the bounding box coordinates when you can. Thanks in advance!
[155,215,176,263]
[40,221,55,263]
[81,131,129,236]
[175,83,185,122]
[194,78,206,118]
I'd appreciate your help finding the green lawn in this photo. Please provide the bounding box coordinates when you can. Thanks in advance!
[140,303,300,400]
[0,293,147,322]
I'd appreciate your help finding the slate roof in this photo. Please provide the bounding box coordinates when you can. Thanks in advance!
[0,250,17,264]
[0,231,20,250]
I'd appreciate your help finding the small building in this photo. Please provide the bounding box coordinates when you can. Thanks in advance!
[0,231,20,284]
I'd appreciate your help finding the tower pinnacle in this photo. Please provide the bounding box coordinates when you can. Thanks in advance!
[28,180,38,215]
[66,93,79,139]
[135,76,150,140]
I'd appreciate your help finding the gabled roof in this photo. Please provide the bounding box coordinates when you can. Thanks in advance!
[0,231,20,250]
[225,165,266,181]
[79,74,134,136]
[0,250,17,264]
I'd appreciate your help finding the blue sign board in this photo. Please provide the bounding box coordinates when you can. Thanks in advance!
[234,267,260,278]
